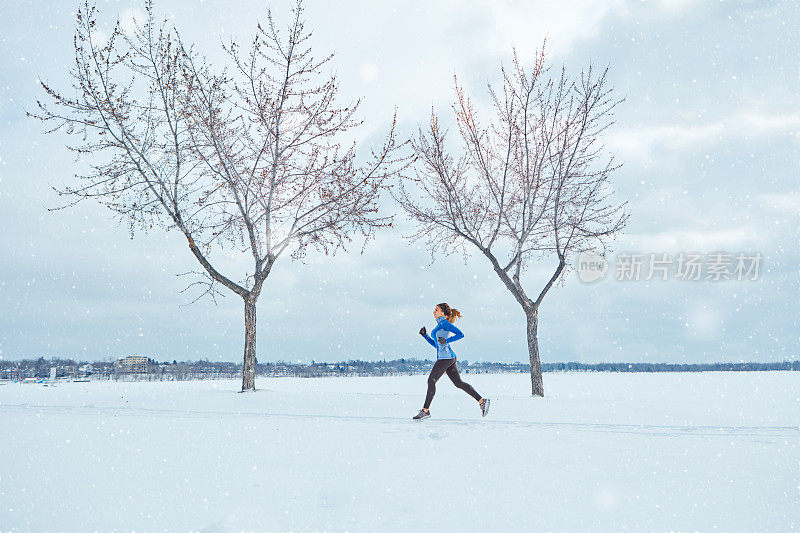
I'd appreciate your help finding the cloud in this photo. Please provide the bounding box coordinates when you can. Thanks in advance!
[89,28,107,48]
[755,191,800,216]
[685,301,723,340]
[119,8,146,36]
[621,225,761,252]
[482,0,630,58]
[359,63,379,84]
[653,0,701,8]
[608,110,800,161]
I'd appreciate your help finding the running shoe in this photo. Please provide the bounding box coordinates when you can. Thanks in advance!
[412,409,430,420]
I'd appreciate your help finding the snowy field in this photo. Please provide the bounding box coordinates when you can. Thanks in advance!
[1,371,798,532]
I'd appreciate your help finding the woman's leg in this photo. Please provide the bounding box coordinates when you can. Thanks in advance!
[445,360,482,402]
[423,359,451,409]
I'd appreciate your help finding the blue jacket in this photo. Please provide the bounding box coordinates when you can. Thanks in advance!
[423,316,465,360]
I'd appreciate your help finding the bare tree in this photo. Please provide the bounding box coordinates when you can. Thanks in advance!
[30,0,409,391]
[392,43,629,396]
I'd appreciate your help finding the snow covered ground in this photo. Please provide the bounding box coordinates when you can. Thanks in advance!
[1,371,798,531]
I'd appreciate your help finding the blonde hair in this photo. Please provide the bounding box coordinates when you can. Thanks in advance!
[437,303,462,323]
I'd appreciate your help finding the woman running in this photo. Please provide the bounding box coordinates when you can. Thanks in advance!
[412,303,489,420]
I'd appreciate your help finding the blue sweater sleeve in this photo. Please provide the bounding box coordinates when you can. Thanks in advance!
[440,321,464,344]
[422,333,437,348]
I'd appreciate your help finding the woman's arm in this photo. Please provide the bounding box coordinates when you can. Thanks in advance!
[422,332,437,348]
[440,321,464,343]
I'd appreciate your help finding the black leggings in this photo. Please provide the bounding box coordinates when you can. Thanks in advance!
[423,357,482,409]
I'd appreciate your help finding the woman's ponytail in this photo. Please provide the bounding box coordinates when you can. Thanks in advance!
[438,302,462,323]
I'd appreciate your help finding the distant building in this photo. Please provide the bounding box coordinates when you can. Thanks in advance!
[115,355,157,374]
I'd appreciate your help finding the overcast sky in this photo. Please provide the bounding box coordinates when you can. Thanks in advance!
[1,0,798,365]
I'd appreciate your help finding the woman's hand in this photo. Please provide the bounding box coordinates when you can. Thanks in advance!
[438,337,446,345]
[419,327,427,336]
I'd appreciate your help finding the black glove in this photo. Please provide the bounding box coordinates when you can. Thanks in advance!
[419,327,427,336]
[438,337,446,345]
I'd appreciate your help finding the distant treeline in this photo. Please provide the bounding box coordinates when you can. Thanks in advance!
[544,361,800,372]
[0,356,797,381]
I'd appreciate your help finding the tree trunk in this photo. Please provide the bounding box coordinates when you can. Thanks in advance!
[241,296,257,391]
[526,309,545,397]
